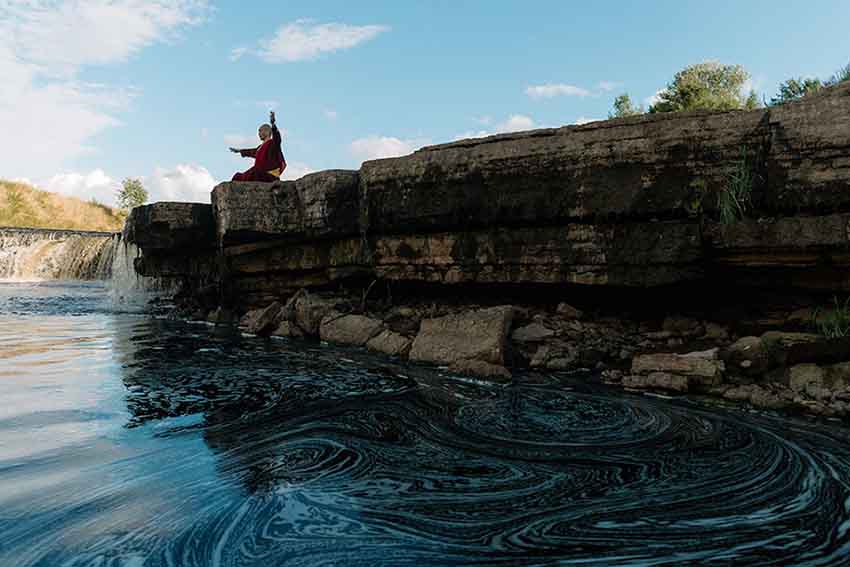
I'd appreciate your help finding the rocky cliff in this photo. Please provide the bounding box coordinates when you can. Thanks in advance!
[128,81,850,306]
[122,81,850,416]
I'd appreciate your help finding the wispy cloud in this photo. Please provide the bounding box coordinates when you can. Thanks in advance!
[455,114,537,140]
[349,136,429,162]
[597,81,621,92]
[324,109,338,121]
[0,0,208,178]
[526,83,592,99]
[234,19,389,63]
[644,89,664,108]
[145,164,217,203]
[574,116,601,125]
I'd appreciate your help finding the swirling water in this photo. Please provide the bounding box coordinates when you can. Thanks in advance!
[2,282,850,566]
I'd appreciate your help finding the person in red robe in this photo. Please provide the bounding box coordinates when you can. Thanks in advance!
[229,111,287,182]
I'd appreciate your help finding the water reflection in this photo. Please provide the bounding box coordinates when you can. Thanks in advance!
[3,281,850,565]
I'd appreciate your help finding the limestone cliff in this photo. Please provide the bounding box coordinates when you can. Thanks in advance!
[127,82,850,308]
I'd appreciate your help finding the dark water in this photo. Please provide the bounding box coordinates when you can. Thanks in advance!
[3,282,850,566]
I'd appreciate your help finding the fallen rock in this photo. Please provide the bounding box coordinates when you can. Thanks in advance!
[271,321,305,338]
[662,316,704,338]
[207,307,235,325]
[512,323,555,343]
[787,364,825,393]
[701,322,730,341]
[721,336,769,376]
[762,331,850,367]
[449,359,512,382]
[367,329,413,357]
[632,352,724,380]
[239,308,262,329]
[295,292,338,336]
[246,301,284,336]
[623,372,689,393]
[409,305,514,366]
[320,313,384,346]
[556,303,583,320]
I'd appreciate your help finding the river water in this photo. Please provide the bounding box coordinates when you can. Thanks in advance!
[2,280,850,566]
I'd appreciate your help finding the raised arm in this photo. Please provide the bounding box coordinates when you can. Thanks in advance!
[270,111,281,143]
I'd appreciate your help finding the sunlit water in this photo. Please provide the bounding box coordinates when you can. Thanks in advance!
[3,281,850,566]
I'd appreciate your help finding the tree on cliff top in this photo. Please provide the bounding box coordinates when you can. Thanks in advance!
[769,61,850,106]
[609,93,644,118]
[649,62,759,113]
[117,178,148,211]
[770,77,824,106]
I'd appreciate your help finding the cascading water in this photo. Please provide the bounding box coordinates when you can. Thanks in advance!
[108,232,177,307]
[0,228,116,280]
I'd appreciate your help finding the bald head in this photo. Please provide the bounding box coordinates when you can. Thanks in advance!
[258,123,272,141]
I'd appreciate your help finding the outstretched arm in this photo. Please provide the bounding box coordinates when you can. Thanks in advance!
[229,146,257,158]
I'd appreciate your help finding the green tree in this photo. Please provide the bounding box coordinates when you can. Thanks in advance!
[117,178,148,211]
[649,62,759,113]
[770,77,824,105]
[609,93,643,118]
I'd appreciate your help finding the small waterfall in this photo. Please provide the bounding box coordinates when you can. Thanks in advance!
[108,233,177,307]
[0,228,115,281]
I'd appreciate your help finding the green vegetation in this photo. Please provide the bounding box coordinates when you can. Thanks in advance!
[609,94,643,119]
[718,149,756,225]
[650,62,759,113]
[610,59,850,116]
[769,61,850,106]
[0,179,124,231]
[770,77,824,105]
[116,178,148,211]
[813,297,850,339]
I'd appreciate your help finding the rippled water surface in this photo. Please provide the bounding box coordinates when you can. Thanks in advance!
[3,281,850,566]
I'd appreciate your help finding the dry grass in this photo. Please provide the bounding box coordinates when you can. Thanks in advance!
[0,179,125,231]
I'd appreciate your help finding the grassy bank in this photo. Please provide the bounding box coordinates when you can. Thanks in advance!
[0,179,124,232]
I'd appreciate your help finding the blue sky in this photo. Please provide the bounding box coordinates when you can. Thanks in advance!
[1,0,849,205]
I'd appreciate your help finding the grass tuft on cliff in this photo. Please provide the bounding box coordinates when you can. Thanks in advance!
[0,179,125,232]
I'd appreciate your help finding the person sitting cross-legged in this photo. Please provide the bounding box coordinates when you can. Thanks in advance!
[229,111,287,182]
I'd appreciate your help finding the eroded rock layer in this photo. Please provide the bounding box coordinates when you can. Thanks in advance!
[126,82,850,308]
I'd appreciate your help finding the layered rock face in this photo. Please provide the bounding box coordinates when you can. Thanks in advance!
[126,82,850,305]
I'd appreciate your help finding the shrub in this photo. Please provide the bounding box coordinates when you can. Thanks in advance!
[813,296,850,339]
[718,149,755,224]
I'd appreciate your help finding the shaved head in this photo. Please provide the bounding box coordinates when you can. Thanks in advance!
[258,123,272,141]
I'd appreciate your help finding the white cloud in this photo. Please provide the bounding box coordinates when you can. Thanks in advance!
[574,116,601,125]
[239,19,389,63]
[644,90,664,108]
[454,114,537,140]
[43,169,120,206]
[229,46,248,61]
[526,83,591,99]
[497,114,534,132]
[39,163,217,206]
[475,115,493,125]
[349,136,427,162]
[597,81,621,92]
[0,1,208,180]
[280,162,315,181]
[144,164,216,203]
[324,109,338,121]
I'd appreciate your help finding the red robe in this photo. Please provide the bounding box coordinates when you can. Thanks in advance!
[231,124,287,182]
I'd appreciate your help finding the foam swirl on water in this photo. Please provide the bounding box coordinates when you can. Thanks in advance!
[2,282,850,565]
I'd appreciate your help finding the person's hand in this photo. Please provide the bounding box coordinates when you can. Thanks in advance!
[229,147,240,153]
[269,110,276,125]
